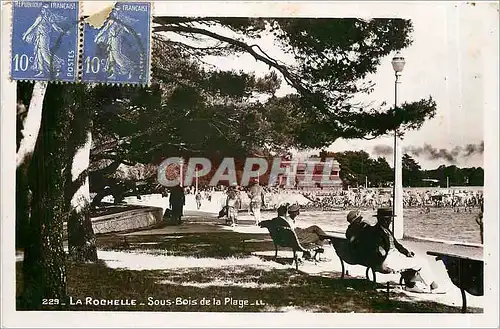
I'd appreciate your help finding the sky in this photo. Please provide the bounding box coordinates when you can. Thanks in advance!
[80,1,498,170]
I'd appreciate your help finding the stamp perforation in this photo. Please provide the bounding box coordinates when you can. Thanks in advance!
[81,1,153,86]
[146,0,153,88]
[77,0,84,83]
[10,0,81,84]
[9,1,14,82]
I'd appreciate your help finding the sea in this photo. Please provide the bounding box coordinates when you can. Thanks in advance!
[289,208,482,245]
[121,187,483,245]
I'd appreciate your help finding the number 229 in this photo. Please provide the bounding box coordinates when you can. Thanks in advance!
[42,298,60,305]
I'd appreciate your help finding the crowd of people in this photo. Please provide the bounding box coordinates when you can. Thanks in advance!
[172,184,484,213]
[301,188,483,212]
[161,182,483,225]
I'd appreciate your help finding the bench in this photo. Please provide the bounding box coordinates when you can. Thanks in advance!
[329,235,391,281]
[329,235,417,297]
[259,219,325,270]
[427,250,483,313]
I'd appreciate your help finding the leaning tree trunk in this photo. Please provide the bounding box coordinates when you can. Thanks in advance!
[17,82,47,166]
[16,82,48,249]
[66,131,98,262]
[20,85,74,310]
[63,84,98,263]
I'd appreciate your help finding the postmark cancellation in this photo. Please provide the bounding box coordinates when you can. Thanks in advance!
[11,1,80,83]
[82,2,152,86]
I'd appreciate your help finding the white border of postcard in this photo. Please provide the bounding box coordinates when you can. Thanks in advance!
[1,1,498,328]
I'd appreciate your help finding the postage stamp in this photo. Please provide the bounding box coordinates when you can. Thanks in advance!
[11,1,80,82]
[81,2,152,85]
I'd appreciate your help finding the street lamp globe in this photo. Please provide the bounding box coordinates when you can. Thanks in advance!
[392,53,406,73]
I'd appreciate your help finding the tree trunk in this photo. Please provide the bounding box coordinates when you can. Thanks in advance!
[16,82,48,249]
[17,82,47,167]
[67,131,98,262]
[20,85,71,310]
[16,162,31,249]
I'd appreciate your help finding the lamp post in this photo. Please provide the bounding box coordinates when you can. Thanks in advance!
[195,168,199,194]
[391,53,405,239]
[179,158,184,187]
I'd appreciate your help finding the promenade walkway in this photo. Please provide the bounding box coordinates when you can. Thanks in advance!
[116,209,484,311]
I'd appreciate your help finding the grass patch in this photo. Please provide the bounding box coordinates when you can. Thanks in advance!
[16,261,481,313]
[97,230,274,259]
[16,219,483,313]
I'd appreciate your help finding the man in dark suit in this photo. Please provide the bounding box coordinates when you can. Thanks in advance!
[370,208,414,259]
[169,184,185,225]
[368,208,442,293]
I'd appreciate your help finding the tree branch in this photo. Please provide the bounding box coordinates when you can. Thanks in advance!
[153,23,307,95]
[90,153,136,166]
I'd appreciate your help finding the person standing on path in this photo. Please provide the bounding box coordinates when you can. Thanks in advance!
[195,191,202,210]
[476,203,484,244]
[248,179,266,226]
[226,184,241,226]
[169,184,185,225]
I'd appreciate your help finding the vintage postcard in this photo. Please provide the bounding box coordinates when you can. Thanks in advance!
[1,1,498,328]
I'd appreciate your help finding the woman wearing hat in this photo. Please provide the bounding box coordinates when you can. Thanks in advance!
[345,210,371,263]
[345,210,367,244]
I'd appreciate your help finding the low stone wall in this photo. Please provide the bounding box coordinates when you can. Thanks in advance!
[63,206,164,237]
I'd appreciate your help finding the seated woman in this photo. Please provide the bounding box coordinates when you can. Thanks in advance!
[345,210,371,264]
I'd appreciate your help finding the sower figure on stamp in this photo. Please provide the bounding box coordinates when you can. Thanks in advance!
[94,6,139,80]
[247,178,265,226]
[22,3,67,77]
[169,184,185,225]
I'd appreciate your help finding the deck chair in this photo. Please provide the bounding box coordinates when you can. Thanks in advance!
[260,219,324,270]
[329,236,406,283]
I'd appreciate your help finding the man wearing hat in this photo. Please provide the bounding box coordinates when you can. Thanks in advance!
[370,207,442,293]
[287,204,335,247]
